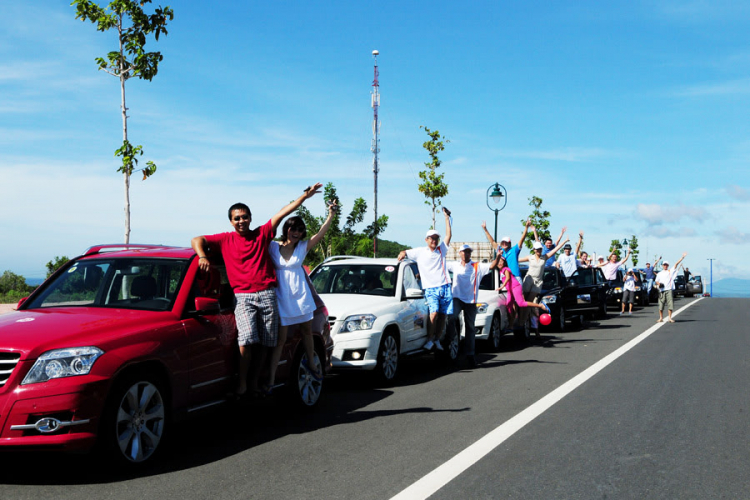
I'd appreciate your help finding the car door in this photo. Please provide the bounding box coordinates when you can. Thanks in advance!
[569,268,598,312]
[399,263,428,350]
[182,265,237,407]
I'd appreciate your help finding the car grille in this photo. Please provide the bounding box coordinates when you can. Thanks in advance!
[0,352,21,387]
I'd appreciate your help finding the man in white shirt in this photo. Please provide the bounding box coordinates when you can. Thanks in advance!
[654,252,687,323]
[398,208,452,351]
[446,244,497,367]
[557,231,583,278]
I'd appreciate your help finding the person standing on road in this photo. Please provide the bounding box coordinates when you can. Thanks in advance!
[191,183,324,399]
[398,208,453,351]
[519,237,569,338]
[557,231,584,278]
[621,268,637,315]
[446,244,498,368]
[598,248,632,286]
[654,252,688,323]
[265,199,338,393]
[481,219,532,285]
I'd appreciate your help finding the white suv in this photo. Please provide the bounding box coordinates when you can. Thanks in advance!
[310,256,459,382]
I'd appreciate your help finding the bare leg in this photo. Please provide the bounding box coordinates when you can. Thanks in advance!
[267,325,288,387]
[237,345,251,395]
[249,346,267,393]
[299,320,322,377]
[428,311,438,341]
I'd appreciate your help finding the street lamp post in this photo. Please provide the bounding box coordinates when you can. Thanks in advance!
[486,183,508,250]
[707,258,715,297]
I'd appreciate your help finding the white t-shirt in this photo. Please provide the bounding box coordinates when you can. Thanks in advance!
[447,260,491,303]
[405,242,451,289]
[656,268,678,290]
[558,253,578,277]
[623,274,636,291]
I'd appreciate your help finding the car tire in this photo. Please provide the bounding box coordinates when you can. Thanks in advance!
[556,306,566,332]
[515,315,531,342]
[486,313,503,352]
[101,370,168,466]
[290,347,324,408]
[438,329,460,365]
[375,330,399,383]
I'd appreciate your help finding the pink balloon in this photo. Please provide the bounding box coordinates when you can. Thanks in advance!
[539,313,552,326]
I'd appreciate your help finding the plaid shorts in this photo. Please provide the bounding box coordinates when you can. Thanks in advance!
[425,284,453,315]
[235,289,279,347]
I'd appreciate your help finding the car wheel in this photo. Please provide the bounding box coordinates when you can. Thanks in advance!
[290,348,324,408]
[487,313,502,352]
[596,299,607,319]
[376,331,399,382]
[515,315,531,342]
[556,306,566,332]
[102,371,167,465]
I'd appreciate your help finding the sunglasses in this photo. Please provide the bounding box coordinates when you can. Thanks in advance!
[232,215,250,221]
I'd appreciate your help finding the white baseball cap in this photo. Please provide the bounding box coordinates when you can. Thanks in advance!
[533,241,543,250]
[500,236,511,243]
[425,229,439,238]
[459,244,472,252]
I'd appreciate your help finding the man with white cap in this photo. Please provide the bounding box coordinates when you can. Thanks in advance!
[446,244,499,367]
[654,252,688,323]
[398,208,453,351]
[481,219,533,285]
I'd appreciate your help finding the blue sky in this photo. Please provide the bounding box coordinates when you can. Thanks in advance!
[1,1,749,281]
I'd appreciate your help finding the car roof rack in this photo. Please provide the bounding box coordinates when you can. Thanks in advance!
[320,255,367,265]
[83,244,179,257]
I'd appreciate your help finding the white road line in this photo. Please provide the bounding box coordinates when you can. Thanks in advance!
[391,298,704,500]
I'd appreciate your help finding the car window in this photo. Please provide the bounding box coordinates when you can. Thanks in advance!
[402,264,422,294]
[571,269,594,286]
[188,264,234,312]
[26,258,188,311]
[479,270,495,290]
[310,263,397,297]
[542,269,558,289]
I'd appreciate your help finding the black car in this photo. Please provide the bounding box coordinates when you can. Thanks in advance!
[673,275,687,296]
[606,269,646,309]
[521,266,607,332]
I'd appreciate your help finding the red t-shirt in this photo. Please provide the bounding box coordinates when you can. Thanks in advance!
[204,220,277,293]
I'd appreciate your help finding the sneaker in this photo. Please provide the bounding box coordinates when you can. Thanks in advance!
[619,312,624,316]
[424,340,434,351]
[628,312,632,315]
[434,340,444,351]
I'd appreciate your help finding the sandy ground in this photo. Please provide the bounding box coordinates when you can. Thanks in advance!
[0,303,17,315]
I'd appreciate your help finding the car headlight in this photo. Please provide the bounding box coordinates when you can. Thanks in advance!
[341,314,376,332]
[542,295,557,304]
[22,347,104,385]
[476,302,488,314]
[614,287,622,293]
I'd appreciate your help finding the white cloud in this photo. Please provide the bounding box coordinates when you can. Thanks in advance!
[714,226,750,244]
[726,184,750,201]
[642,226,697,238]
[633,203,710,225]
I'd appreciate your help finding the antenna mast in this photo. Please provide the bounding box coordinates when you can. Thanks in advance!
[371,50,380,257]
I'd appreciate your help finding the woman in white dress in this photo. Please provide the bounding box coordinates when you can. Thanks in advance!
[266,200,337,391]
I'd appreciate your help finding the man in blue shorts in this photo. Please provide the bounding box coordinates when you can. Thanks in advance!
[398,208,452,351]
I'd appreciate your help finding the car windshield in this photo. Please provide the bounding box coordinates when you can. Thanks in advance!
[25,258,188,311]
[311,263,398,297]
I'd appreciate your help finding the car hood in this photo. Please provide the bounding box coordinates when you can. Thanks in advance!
[0,307,178,360]
[318,294,401,319]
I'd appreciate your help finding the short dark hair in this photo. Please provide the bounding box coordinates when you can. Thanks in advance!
[228,203,251,221]
[282,216,307,241]
[544,238,553,244]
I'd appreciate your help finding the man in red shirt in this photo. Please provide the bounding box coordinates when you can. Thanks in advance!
[191,183,323,397]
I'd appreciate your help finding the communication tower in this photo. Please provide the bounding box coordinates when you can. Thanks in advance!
[371,50,380,257]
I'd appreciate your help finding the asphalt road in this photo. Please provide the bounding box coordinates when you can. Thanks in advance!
[2,296,748,499]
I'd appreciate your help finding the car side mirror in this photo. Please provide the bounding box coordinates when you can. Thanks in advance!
[405,288,425,299]
[16,297,27,309]
[194,297,220,313]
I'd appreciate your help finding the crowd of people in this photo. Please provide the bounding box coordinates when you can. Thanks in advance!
[191,189,691,393]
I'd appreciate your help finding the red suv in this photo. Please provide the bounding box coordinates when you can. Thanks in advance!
[0,244,331,465]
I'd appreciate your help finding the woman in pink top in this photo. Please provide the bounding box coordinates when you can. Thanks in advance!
[494,255,550,331]
[598,248,632,284]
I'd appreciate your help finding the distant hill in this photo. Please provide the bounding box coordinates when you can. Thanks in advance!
[709,278,750,298]
[26,278,44,287]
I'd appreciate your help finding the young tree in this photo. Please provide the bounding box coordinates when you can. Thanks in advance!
[418,126,450,229]
[609,239,623,260]
[46,256,70,278]
[523,196,551,250]
[73,0,174,243]
[0,271,31,295]
[627,235,639,266]
[295,182,391,268]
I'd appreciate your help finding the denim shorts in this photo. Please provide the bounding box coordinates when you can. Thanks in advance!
[425,284,453,314]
